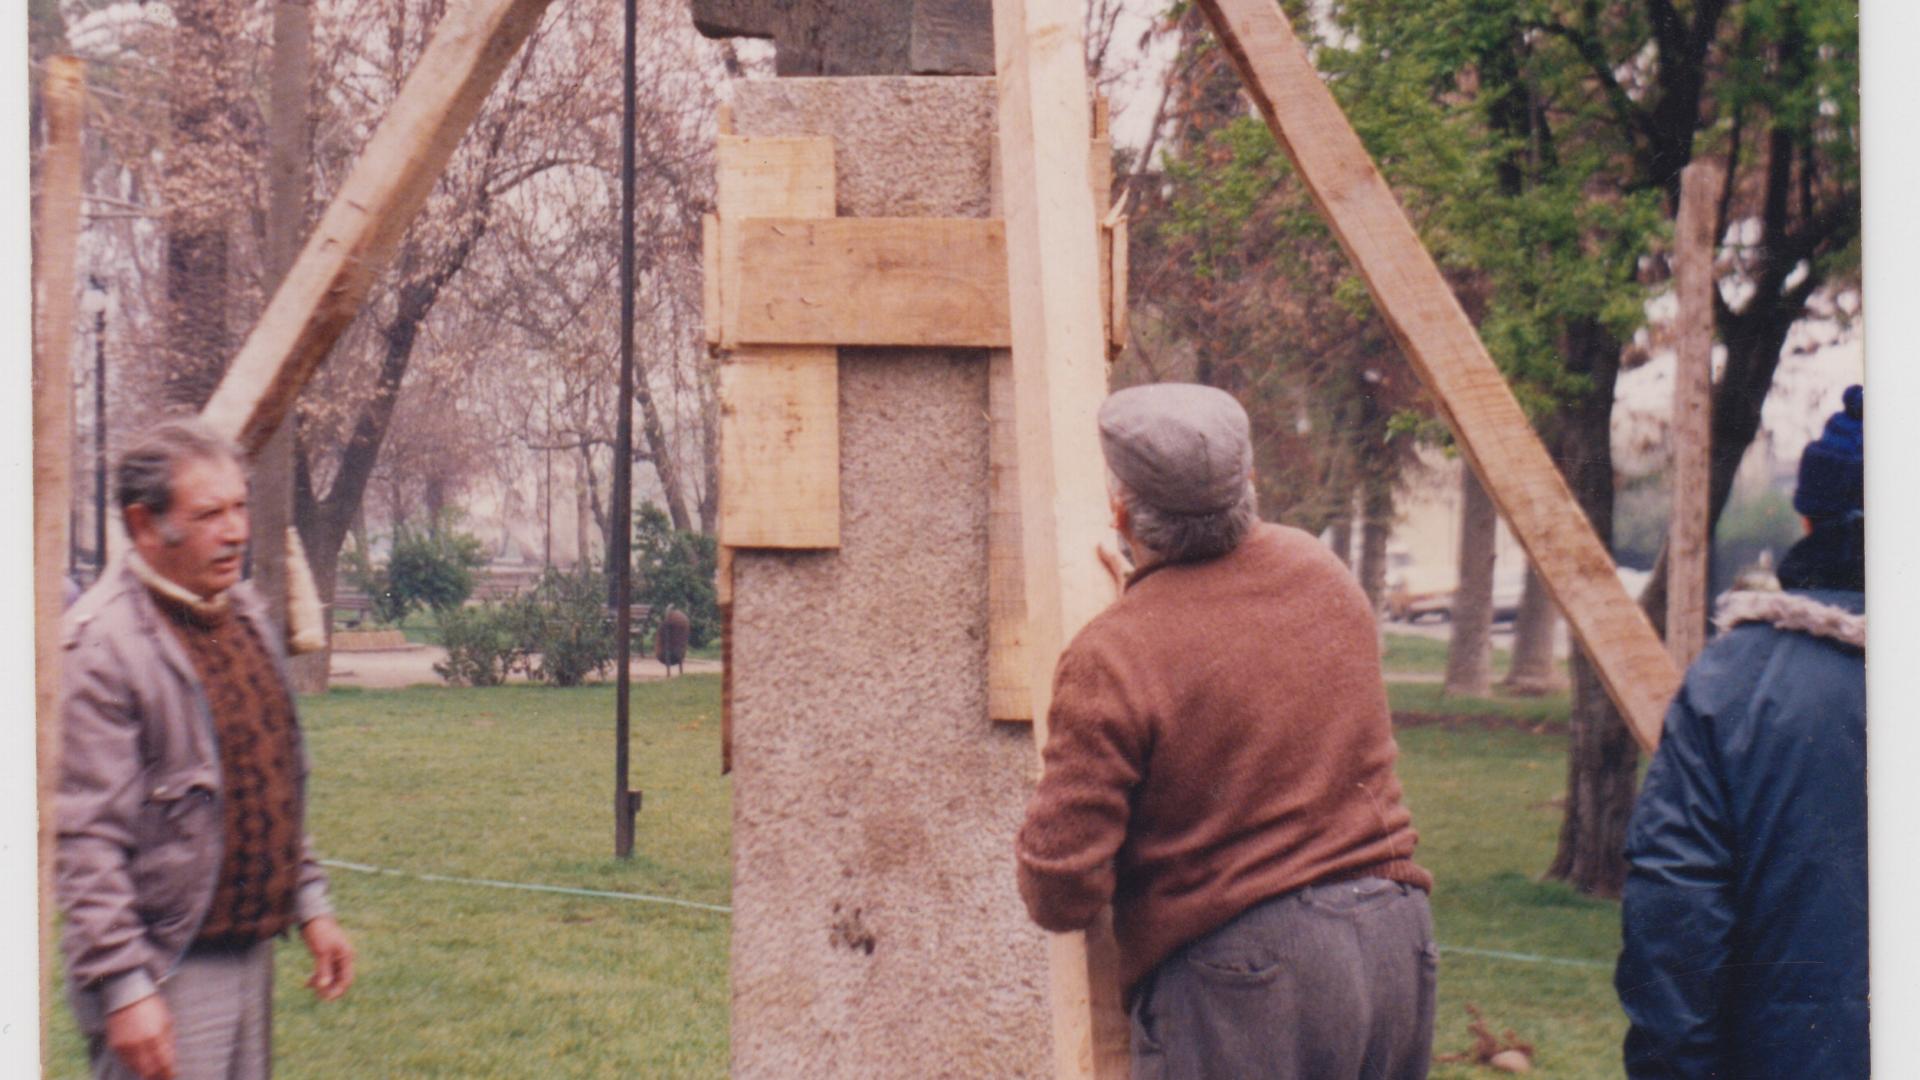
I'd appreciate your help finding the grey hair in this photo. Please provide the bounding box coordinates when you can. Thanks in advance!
[1115,476,1259,565]
[114,417,245,520]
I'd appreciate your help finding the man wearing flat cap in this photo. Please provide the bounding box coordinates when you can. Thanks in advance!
[1017,383,1435,1079]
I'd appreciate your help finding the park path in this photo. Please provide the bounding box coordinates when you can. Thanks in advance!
[328,645,721,690]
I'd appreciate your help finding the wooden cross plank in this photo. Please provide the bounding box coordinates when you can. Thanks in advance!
[730,217,1012,347]
[1668,161,1720,666]
[992,0,1131,1073]
[721,214,1128,352]
[714,136,840,548]
[199,0,558,455]
[33,55,86,1065]
[1195,0,1679,751]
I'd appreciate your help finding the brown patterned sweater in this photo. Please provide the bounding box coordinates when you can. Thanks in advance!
[154,592,303,945]
[1017,523,1431,993]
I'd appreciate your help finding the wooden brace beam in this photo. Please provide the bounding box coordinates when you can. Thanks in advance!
[1196,0,1679,751]
[33,55,86,1067]
[200,0,558,455]
[993,0,1132,1073]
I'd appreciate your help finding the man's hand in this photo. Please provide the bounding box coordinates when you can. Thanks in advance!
[300,915,356,1002]
[105,995,176,1080]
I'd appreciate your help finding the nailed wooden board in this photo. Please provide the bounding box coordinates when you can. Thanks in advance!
[32,56,85,1064]
[200,0,558,455]
[715,136,840,549]
[1196,0,1678,751]
[1668,161,1719,667]
[993,0,1131,1073]
[987,348,1031,722]
[730,217,1011,347]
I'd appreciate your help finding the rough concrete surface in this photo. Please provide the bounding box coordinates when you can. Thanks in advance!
[729,78,1052,1079]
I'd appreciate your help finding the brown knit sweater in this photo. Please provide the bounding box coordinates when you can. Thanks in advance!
[1016,523,1430,993]
[154,594,304,945]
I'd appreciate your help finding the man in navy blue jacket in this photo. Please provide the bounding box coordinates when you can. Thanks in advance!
[1616,385,1866,1078]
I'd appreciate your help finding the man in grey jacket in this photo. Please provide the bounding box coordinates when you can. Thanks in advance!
[59,419,354,1080]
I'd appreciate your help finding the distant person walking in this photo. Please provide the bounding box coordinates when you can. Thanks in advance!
[1616,386,1866,1078]
[655,607,690,676]
[58,419,354,1080]
[1017,383,1435,1080]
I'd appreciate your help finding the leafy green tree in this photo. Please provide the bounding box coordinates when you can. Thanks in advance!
[632,504,719,647]
[1137,0,1855,893]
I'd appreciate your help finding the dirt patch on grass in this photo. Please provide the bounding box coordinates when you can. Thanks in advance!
[1393,711,1567,736]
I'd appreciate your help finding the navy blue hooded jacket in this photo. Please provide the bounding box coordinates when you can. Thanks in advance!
[1617,520,1866,1079]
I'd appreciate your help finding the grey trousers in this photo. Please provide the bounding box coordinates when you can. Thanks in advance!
[1128,878,1437,1080]
[91,939,275,1080]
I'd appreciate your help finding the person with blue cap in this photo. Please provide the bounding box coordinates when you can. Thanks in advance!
[1616,385,1866,1078]
[1016,383,1435,1079]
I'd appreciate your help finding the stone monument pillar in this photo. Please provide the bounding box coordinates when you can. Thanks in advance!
[721,77,1055,1077]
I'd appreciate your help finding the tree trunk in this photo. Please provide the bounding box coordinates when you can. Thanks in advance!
[1544,319,1637,897]
[1503,563,1561,694]
[575,447,593,568]
[1326,455,1354,567]
[161,0,248,412]
[1356,473,1392,616]
[1444,465,1496,697]
[633,369,691,531]
[1546,649,1639,896]
[262,0,326,693]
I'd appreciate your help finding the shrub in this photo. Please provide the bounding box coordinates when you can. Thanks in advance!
[344,518,489,625]
[633,505,719,647]
[388,523,488,615]
[434,602,528,687]
[520,567,617,688]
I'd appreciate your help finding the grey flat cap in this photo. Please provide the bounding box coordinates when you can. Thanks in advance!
[1098,383,1252,514]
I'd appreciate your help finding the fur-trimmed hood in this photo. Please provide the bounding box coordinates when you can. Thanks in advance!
[1713,589,1865,650]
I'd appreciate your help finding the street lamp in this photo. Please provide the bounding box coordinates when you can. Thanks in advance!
[80,276,108,578]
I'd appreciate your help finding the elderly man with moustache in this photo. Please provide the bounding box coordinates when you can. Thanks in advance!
[1017,383,1436,1079]
[58,418,354,1080]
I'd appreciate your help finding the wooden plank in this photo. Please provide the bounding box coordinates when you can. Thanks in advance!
[729,218,1011,347]
[33,55,85,1066]
[987,348,1031,721]
[1668,161,1719,666]
[702,213,722,348]
[715,136,839,549]
[1106,215,1128,358]
[992,0,1130,1074]
[199,0,558,454]
[991,137,1123,724]
[1196,0,1678,751]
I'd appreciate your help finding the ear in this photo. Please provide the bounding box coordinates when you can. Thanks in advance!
[1109,491,1129,534]
[124,504,155,544]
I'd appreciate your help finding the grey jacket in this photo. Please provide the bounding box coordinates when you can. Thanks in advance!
[56,561,333,1034]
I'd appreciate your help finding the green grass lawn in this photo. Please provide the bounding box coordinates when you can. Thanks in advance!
[48,675,1623,1077]
[47,678,732,1079]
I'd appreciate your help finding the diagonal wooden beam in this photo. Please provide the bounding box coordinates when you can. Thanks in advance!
[992,0,1131,1075]
[33,55,86,1068]
[200,0,558,455]
[1195,0,1679,751]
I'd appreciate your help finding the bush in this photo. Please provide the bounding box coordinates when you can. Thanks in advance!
[520,567,617,688]
[633,505,719,647]
[434,602,528,687]
[388,523,488,615]
[345,518,489,625]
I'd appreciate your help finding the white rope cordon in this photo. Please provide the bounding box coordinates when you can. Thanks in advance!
[320,859,732,915]
[321,860,1607,967]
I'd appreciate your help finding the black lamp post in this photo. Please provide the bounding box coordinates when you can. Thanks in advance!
[82,275,109,578]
